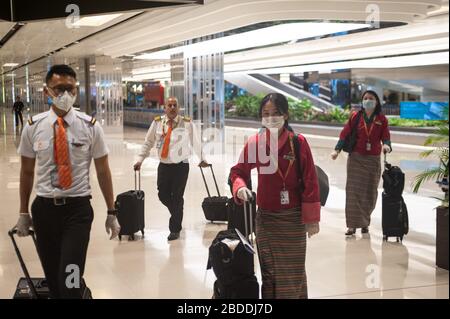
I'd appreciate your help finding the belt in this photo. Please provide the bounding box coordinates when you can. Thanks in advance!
[37,196,92,207]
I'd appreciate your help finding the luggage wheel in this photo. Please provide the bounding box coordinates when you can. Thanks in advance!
[129,234,136,241]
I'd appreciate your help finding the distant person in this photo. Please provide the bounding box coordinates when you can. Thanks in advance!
[134,97,209,241]
[331,90,392,236]
[13,96,25,127]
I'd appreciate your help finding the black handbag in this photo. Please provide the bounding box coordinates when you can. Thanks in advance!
[342,111,362,154]
[292,134,329,207]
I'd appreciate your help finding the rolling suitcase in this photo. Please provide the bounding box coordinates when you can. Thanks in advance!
[116,171,145,241]
[382,155,409,242]
[9,228,92,299]
[208,199,260,299]
[200,165,228,223]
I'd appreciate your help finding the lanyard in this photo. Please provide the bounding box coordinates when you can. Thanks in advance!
[274,134,295,189]
[363,116,375,141]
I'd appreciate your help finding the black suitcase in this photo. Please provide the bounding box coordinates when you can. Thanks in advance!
[116,171,145,241]
[208,199,260,299]
[200,165,228,223]
[382,155,409,242]
[8,229,92,299]
[382,194,409,242]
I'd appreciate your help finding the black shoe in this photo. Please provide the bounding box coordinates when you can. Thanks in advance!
[362,227,369,234]
[168,232,180,241]
[345,228,356,236]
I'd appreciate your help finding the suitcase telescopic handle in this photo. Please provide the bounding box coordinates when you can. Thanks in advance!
[200,164,221,198]
[243,197,255,247]
[135,170,141,192]
[8,228,39,299]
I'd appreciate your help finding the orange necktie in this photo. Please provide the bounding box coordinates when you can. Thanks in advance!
[55,117,72,189]
[161,119,173,159]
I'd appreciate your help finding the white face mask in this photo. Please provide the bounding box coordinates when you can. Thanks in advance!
[363,100,377,111]
[51,91,77,112]
[262,116,285,130]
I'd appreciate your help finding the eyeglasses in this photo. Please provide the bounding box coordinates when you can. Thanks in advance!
[167,104,178,108]
[48,86,76,96]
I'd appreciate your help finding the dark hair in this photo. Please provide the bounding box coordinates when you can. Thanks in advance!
[259,93,293,131]
[361,90,382,115]
[45,64,77,84]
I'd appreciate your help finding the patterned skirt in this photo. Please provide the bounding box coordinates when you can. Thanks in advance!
[345,153,382,228]
[256,207,307,299]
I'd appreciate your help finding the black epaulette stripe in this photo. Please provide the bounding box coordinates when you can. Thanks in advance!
[90,117,97,125]
[28,118,34,125]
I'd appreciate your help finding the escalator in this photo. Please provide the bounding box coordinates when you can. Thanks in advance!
[225,73,336,111]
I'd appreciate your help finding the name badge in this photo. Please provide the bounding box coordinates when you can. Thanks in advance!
[366,143,372,151]
[280,190,290,205]
[283,153,295,161]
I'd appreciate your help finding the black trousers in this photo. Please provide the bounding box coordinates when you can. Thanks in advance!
[14,111,23,127]
[157,162,190,233]
[31,196,93,299]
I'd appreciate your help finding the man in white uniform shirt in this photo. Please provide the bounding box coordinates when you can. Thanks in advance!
[15,64,121,299]
[134,97,208,241]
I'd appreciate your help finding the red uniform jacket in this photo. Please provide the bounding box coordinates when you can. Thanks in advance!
[337,112,391,156]
[230,128,321,224]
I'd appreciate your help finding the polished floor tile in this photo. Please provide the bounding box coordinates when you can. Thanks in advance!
[0,108,448,299]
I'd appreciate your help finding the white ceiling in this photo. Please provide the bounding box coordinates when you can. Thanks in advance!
[0,0,448,81]
[0,12,139,71]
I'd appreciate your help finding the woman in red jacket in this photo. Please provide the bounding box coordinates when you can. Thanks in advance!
[331,90,392,236]
[230,93,321,299]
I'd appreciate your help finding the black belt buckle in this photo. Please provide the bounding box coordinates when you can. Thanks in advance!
[53,198,67,206]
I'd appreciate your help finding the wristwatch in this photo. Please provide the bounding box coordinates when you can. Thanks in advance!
[107,209,118,216]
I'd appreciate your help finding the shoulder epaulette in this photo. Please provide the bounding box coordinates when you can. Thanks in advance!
[76,111,97,126]
[27,112,49,126]
[154,116,162,122]
[183,116,192,122]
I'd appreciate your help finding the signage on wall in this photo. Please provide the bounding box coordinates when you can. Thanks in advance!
[400,102,449,120]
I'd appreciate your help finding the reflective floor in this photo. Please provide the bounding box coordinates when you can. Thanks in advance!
[0,108,448,299]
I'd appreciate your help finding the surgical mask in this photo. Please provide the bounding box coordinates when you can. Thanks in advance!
[49,91,77,112]
[363,100,377,111]
[262,116,285,130]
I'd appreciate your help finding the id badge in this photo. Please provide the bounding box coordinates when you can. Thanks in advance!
[280,190,290,205]
[366,143,372,151]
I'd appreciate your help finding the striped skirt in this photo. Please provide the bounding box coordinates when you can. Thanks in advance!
[345,153,381,228]
[256,207,307,299]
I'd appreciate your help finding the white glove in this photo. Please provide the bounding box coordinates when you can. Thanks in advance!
[331,150,340,160]
[105,215,121,240]
[16,214,33,237]
[237,187,253,202]
[306,223,320,239]
[383,144,392,154]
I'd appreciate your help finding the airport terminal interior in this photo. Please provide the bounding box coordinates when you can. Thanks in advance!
[0,0,449,299]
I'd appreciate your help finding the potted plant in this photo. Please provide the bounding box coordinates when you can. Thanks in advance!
[412,116,449,270]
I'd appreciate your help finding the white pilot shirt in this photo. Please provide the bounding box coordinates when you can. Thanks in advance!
[18,107,109,198]
[137,114,203,164]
